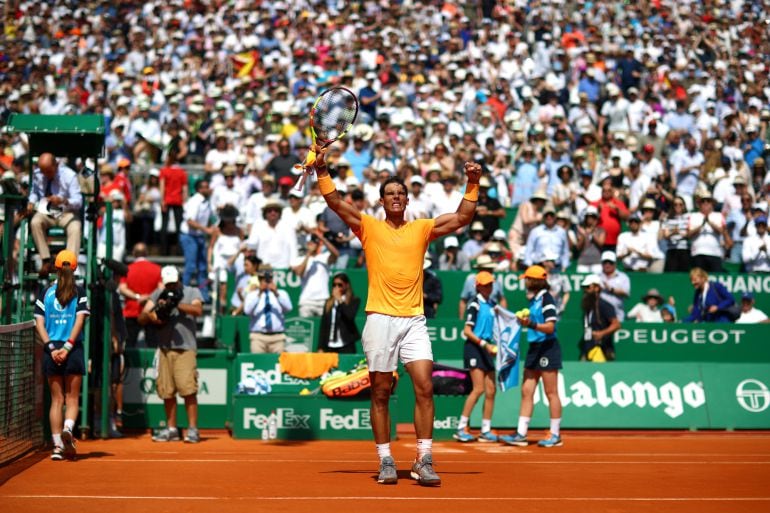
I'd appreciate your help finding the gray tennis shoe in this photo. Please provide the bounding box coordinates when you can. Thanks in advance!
[410,454,441,486]
[377,456,398,484]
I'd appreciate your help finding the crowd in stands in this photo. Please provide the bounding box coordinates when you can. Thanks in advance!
[2,1,770,323]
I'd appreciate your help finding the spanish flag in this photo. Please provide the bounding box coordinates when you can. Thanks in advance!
[231,50,261,79]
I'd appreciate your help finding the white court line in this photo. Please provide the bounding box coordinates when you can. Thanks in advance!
[4,495,770,502]
[90,458,770,465]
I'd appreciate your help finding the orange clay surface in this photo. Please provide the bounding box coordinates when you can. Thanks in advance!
[1,429,769,513]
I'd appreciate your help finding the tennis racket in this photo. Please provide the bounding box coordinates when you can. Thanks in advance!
[294,86,359,190]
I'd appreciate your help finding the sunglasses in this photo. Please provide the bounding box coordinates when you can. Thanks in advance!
[332,282,345,287]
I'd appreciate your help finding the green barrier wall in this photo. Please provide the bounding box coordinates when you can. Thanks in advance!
[261,269,770,322]
[122,349,231,429]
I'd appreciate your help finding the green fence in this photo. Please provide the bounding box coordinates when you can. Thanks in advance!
[254,270,770,323]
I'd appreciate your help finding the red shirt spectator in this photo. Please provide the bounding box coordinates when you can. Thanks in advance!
[591,181,629,247]
[120,257,162,319]
[160,163,188,207]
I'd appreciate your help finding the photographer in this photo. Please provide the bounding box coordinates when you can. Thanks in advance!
[138,266,203,443]
[243,265,293,353]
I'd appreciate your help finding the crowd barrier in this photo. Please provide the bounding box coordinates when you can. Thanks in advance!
[122,347,770,437]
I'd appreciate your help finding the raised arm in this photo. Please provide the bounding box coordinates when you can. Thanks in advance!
[314,148,362,232]
[432,162,482,238]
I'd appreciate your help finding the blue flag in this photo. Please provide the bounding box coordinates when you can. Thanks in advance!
[494,306,522,392]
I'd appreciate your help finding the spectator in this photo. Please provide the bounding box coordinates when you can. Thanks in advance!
[684,268,737,324]
[735,293,769,324]
[422,255,443,319]
[140,266,204,443]
[159,151,188,255]
[291,232,339,317]
[128,100,162,164]
[318,272,361,353]
[670,137,704,211]
[616,213,664,272]
[627,289,665,323]
[178,179,214,304]
[243,175,278,233]
[661,195,692,272]
[406,174,435,220]
[210,166,241,214]
[247,199,299,269]
[438,236,470,271]
[243,265,293,353]
[575,206,605,273]
[508,191,547,267]
[229,253,261,316]
[540,250,570,318]
[472,176,505,237]
[661,305,678,323]
[27,153,82,278]
[726,190,754,267]
[462,221,487,260]
[134,169,162,249]
[207,205,243,309]
[266,138,302,183]
[119,243,162,348]
[591,177,629,251]
[598,251,630,322]
[742,215,770,273]
[687,190,729,273]
[522,205,570,271]
[579,274,621,362]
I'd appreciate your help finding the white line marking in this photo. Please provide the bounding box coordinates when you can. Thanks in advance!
[88,458,770,465]
[3,495,770,502]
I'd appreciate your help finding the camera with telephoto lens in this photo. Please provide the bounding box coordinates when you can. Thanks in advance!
[262,271,273,284]
[153,287,183,321]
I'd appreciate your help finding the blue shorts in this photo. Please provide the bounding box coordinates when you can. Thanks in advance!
[524,339,562,371]
[463,341,495,372]
[43,341,86,377]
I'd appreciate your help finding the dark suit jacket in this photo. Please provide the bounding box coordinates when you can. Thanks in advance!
[684,281,735,323]
[318,296,361,353]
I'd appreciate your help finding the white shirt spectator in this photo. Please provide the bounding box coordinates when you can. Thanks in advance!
[432,188,464,216]
[128,116,162,146]
[617,229,664,271]
[627,303,663,322]
[205,148,237,172]
[210,184,241,212]
[736,307,769,324]
[600,269,631,322]
[742,231,770,273]
[688,211,726,258]
[640,157,664,180]
[179,192,213,236]
[601,97,631,133]
[246,219,298,268]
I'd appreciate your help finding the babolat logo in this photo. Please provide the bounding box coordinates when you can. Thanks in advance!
[242,407,310,430]
[320,408,371,430]
[240,362,310,385]
[534,372,706,419]
[433,416,460,429]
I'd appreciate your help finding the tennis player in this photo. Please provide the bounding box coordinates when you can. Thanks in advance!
[313,146,481,486]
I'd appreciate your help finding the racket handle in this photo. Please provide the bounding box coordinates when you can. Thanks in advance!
[293,163,311,192]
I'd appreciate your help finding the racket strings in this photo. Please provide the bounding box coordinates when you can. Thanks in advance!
[313,90,357,143]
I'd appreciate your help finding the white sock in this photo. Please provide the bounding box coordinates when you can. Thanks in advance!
[52,433,62,447]
[517,416,531,437]
[481,419,492,433]
[416,439,432,459]
[376,443,391,460]
[550,418,562,437]
[457,415,469,431]
[168,426,179,432]
[64,419,75,431]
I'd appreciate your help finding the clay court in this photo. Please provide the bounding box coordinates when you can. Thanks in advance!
[1,429,768,513]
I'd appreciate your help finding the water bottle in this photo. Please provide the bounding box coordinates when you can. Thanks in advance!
[268,410,278,440]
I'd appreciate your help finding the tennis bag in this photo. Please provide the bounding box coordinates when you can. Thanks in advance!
[321,360,398,398]
[432,362,472,396]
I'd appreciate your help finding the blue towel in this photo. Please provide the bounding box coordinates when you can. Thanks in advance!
[494,306,522,392]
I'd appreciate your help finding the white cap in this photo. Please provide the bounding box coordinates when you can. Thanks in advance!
[584,205,599,216]
[410,175,424,185]
[581,274,603,288]
[492,228,506,240]
[444,236,459,248]
[161,266,180,285]
[601,251,617,263]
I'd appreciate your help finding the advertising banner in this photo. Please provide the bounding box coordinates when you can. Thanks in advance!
[232,395,397,440]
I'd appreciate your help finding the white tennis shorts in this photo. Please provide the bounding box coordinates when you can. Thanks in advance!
[361,313,433,372]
